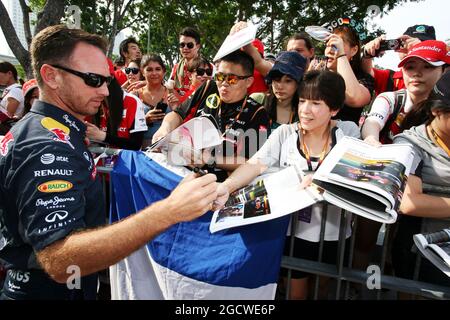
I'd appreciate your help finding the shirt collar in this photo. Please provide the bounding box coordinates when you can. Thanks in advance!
[30,100,86,135]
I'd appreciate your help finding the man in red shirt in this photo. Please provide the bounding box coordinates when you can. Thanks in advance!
[114,37,142,85]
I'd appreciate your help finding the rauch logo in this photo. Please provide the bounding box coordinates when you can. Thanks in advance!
[38,180,73,193]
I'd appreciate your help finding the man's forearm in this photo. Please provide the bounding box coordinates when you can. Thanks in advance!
[37,198,177,283]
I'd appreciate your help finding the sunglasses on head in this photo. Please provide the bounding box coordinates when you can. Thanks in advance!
[195,68,212,77]
[179,42,195,49]
[125,67,140,75]
[214,72,252,85]
[51,64,112,88]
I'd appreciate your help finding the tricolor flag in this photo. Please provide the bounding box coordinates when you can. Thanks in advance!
[109,150,289,299]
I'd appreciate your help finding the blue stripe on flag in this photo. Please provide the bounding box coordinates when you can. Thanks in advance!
[110,150,289,289]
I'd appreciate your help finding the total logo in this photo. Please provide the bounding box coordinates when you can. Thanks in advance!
[45,210,69,223]
[37,180,73,193]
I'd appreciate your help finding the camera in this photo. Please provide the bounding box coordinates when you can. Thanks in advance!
[378,39,403,51]
[362,39,403,58]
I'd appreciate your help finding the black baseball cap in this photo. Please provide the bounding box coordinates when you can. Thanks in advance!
[403,25,436,42]
[266,51,306,83]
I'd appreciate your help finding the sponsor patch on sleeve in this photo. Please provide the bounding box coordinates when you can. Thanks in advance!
[41,117,75,149]
[37,180,73,193]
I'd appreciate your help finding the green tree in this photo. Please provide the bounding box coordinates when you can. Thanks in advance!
[132,0,422,66]
[0,0,138,78]
[0,0,422,78]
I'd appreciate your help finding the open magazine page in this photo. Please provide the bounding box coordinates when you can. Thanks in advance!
[210,166,323,233]
[413,229,450,277]
[148,115,223,166]
[313,136,414,222]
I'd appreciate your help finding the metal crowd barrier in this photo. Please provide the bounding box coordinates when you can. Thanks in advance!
[281,183,450,300]
[89,146,450,300]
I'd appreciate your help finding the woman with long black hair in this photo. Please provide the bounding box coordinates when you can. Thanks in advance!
[85,59,147,150]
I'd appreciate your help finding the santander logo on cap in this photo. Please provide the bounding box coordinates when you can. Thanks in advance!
[399,40,450,67]
[411,45,442,54]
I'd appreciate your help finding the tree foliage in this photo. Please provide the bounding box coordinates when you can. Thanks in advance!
[0,0,422,78]
[132,0,421,65]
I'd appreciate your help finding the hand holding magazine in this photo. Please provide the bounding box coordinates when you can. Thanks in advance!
[210,166,323,233]
[312,136,414,224]
[213,22,258,62]
[413,229,450,277]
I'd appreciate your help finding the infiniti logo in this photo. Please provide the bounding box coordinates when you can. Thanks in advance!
[45,210,69,223]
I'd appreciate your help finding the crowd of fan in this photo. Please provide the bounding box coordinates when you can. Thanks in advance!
[0,19,449,300]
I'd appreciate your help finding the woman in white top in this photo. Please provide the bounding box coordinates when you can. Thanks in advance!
[0,61,24,119]
[362,40,448,146]
[214,70,360,299]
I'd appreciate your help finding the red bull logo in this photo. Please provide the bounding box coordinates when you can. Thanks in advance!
[41,117,75,149]
[0,131,13,156]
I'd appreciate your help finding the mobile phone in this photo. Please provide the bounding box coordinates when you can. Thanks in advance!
[154,102,168,113]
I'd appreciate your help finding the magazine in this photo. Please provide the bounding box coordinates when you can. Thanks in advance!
[213,23,258,62]
[413,229,450,277]
[210,165,323,233]
[149,115,223,166]
[312,136,414,224]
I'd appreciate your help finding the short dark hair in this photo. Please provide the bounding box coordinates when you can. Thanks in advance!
[0,61,18,81]
[286,32,314,50]
[300,70,346,111]
[30,25,107,86]
[119,37,139,59]
[219,50,254,76]
[180,27,201,44]
[140,54,166,73]
[187,56,211,72]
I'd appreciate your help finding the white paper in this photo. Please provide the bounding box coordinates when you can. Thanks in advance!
[149,116,223,166]
[213,23,258,62]
[210,166,323,233]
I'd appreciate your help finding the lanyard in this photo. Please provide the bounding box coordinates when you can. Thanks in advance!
[429,126,450,157]
[217,97,248,135]
[300,124,330,172]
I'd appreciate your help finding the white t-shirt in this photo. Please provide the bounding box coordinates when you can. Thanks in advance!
[251,121,360,242]
[0,83,24,117]
[365,89,413,128]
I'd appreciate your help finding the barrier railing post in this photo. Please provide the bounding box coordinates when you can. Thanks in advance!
[285,213,299,300]
[344,214,358,299]
[313,202,328,300]
[335,210,349,300]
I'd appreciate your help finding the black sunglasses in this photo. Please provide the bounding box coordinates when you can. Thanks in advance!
[179,42,195,49]
[51,64,112,88]
[196,68,212,77]
[125,67,140,75]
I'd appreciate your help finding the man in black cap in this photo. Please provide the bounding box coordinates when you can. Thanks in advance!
[363,24,436,96]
